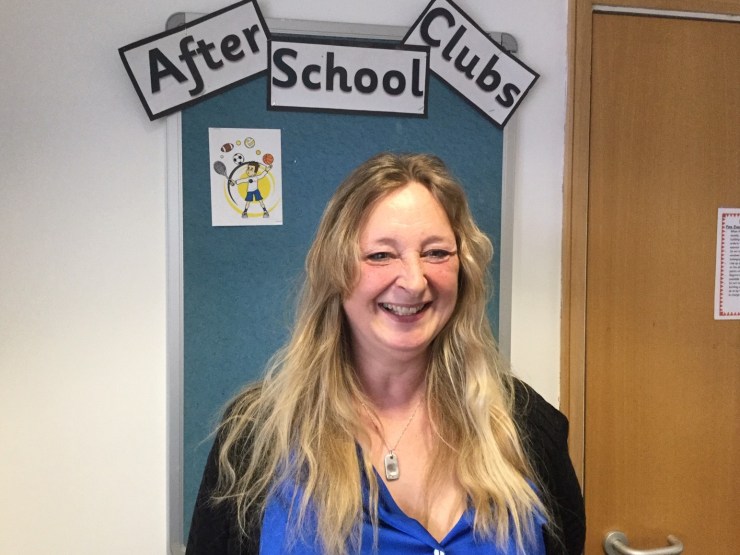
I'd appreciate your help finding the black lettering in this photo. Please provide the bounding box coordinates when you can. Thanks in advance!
[196,40,223,70]
[221,35,244,62]
[476,54,502,92]
[454,47,480,79]
[272,48,298,87]
[382,70,406,96]
[496,83,521,108]
[326,52,352,92]
[355,68,378,93]
[411,58,424,97]
[419,7,455,47]
[442,25,466,62]
[241,25,262,53]
[148,48,188,93]
[302,64,321,90]
[178,36,204,96]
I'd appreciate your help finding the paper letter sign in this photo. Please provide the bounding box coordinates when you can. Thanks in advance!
[715,208,740,319]
[119,1,269,120]
[403,0,538,127]
[269,39,429,116]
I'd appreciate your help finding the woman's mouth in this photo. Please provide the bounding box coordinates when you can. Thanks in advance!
[379,302,429,316]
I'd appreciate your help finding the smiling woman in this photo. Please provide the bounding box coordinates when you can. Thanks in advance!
[343,182,460,370]
[186,153,584,555]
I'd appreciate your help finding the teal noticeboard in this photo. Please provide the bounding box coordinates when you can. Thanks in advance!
[175,34,507,546]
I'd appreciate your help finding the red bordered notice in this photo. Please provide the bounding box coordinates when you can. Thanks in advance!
[715,208,740,319]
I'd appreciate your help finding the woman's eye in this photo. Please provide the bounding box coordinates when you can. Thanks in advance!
[423,249,455,261]
[366,252,392,262]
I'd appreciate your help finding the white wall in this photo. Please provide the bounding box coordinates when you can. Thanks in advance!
[0,1,567,553]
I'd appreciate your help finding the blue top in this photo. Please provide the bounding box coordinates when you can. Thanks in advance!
[259,468,546,554]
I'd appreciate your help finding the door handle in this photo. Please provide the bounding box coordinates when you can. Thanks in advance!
[604,531,684,555]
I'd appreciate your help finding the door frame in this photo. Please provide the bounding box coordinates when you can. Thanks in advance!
[561,0,740,485]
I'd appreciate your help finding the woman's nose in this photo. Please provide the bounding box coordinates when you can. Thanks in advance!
[395,255,427,292]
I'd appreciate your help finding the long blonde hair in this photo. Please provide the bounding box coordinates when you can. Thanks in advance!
[214,152,545,553]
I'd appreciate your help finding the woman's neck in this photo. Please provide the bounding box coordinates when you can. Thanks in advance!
[355,356,427,412]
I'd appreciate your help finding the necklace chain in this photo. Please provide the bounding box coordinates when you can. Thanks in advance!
[359,396,424,481]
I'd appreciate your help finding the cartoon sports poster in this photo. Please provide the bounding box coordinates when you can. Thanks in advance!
[209,128,282,226]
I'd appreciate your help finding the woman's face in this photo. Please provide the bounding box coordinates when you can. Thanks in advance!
[343,181,460,367]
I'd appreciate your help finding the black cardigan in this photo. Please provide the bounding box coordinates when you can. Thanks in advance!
[186,379,585,554]
[511,380,585,555]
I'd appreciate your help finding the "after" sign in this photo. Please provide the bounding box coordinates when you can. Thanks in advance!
[119,0,269,120]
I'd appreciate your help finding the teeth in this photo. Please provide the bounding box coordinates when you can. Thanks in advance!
[381,303,425,316]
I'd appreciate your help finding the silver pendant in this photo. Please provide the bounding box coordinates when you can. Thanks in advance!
[384,451,399,481]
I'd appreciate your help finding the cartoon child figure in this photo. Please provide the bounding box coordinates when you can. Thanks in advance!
[233,161,272,218]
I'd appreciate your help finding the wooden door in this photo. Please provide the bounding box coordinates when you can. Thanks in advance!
[584,12,739,554]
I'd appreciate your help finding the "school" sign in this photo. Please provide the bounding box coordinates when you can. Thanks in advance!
[269,39,430,116]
